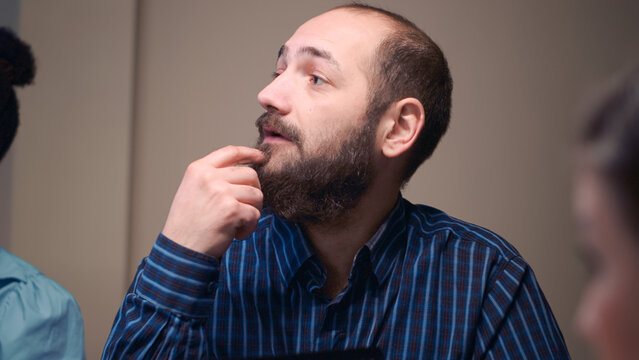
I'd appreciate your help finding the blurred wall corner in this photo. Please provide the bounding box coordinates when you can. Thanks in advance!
[0,0,20,249]
[12,0,137,358]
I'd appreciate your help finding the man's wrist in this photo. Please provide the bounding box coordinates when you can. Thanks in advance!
[134,233,220,318]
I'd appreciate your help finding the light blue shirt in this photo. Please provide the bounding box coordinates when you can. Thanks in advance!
[0,246,85,359]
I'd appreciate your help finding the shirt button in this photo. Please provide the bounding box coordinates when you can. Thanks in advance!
[207,281,217,293]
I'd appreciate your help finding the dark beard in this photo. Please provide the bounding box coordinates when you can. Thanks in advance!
[254,112,376,225]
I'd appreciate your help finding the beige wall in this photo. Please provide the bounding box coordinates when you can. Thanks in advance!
[10,1,136,358]
[5,0,639,358]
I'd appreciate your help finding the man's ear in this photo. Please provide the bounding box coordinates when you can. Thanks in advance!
[379,97,425,159]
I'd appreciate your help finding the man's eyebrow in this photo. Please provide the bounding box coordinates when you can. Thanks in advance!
[277,45,287,62]
[275,45,340,71]
[298,46,334,62]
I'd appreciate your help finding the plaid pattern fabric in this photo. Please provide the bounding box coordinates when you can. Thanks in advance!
[103,196,570,359]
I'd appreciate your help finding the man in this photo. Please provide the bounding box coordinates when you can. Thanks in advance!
[0,27,85,359]
[103,4,569,359]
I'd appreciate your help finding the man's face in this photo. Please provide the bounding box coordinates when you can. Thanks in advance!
[256,9,392,172]
[254,9,393,224]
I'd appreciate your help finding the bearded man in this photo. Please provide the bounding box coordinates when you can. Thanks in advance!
[103,4,569,359]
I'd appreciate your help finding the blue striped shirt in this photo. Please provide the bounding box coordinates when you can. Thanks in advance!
[103,196,570,359]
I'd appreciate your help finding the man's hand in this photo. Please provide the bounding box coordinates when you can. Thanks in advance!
[162,146,266,258]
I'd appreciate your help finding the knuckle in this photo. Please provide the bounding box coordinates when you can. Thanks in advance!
[238,166,253,177]
[221,197,239,216]
[208,177,225,189]
[246,167,259,178]
[231,166,248,178]
[247,208,261,225]
[185,161,209,185]
[229,197,241,212]
[186,161,201,175]
[254,188,263,202]
[210,180,231,197]
[223,145,240,158]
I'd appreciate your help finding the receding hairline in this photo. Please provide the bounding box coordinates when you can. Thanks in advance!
[314,6,410,79]
[323,4,435,73]
[327,4,421,34]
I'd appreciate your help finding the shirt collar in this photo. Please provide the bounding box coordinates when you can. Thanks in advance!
[364,194,407,286]
[266,193,408,288]
[265,212,315,287]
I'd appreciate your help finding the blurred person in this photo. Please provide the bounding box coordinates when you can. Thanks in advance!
[104,4,569,359]
[0,27,85,359]
[575,66,639,360]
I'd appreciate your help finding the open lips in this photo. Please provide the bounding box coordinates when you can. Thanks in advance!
[262,126,292,144]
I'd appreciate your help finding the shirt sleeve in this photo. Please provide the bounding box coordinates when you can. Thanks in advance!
[102,234,220,359]
[473,256,571,359]
[0,273,85,359]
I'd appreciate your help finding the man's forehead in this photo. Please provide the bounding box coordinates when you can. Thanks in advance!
[281,9,392,63]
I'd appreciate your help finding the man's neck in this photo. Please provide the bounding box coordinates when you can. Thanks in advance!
[302,182,399,299]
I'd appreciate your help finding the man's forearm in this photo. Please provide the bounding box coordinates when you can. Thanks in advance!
[102,234,220,359]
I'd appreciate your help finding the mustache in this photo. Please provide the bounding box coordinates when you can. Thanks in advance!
[255,112,303,147]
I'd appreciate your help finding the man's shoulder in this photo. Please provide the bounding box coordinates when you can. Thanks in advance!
[403,199,521,261]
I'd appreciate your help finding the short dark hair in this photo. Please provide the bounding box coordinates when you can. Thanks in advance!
[0,27,36,161]
[580,65,639,236]
[333,3,453,183]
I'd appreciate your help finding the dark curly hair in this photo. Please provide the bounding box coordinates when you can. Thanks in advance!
[0,27,36,161]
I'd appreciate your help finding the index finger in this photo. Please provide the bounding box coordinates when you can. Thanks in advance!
[205,145,266,168]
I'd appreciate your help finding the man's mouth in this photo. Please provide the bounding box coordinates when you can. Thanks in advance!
[262,126,292,144]
[255,112,302,148]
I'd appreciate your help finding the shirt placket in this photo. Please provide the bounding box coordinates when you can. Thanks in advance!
[308,249,373,353]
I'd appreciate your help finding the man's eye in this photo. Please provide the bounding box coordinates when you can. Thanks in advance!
[309,75,325,85]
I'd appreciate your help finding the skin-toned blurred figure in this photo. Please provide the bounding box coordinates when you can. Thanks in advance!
[575,67,639,360]
[104,4,569,359]
[0,27,85,359]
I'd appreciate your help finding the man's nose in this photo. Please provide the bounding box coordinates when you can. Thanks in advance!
[257,72,292,114]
